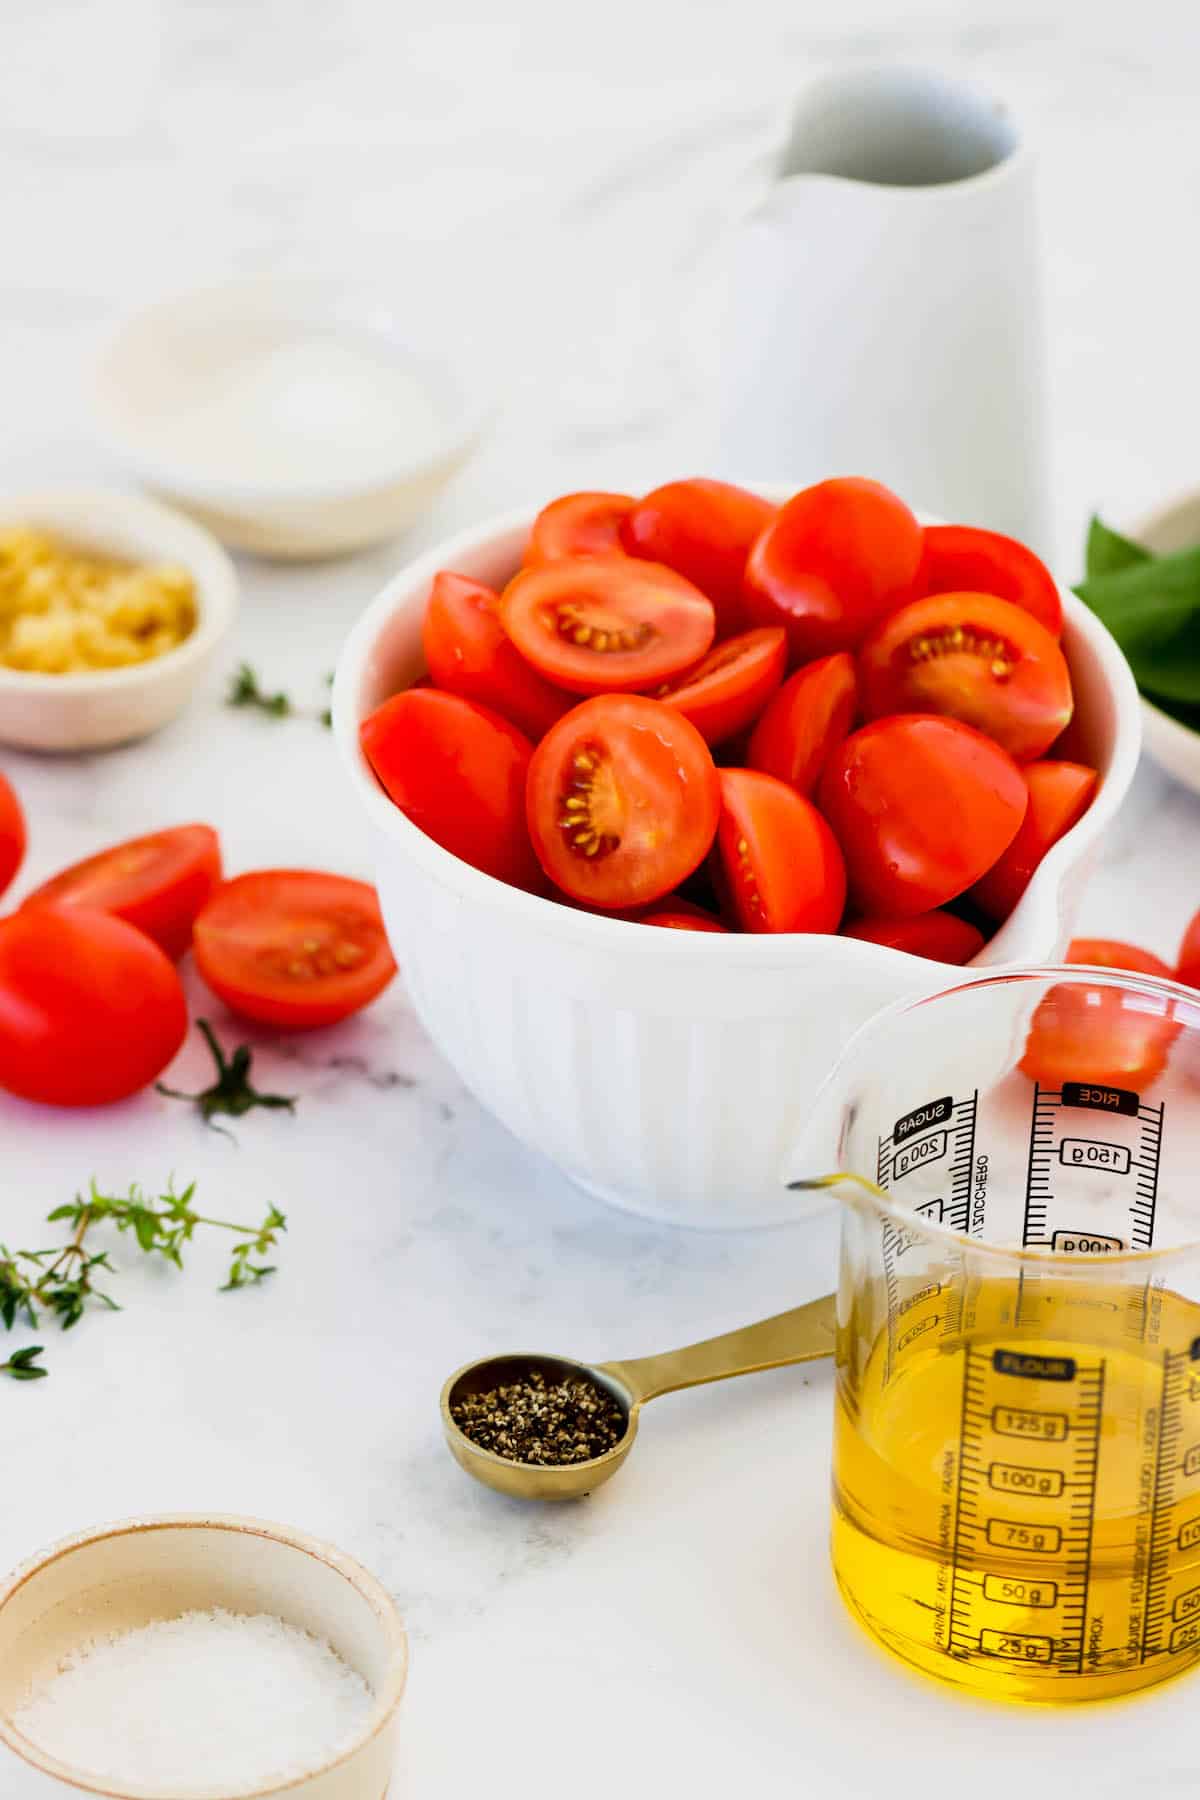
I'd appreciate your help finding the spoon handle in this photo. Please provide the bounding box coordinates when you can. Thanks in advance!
[597,1292,836,1407]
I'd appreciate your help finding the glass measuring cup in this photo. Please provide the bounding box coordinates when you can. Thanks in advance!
[816,965,1200,1702]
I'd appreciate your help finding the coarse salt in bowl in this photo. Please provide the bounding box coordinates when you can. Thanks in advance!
[332,491,1141,1230]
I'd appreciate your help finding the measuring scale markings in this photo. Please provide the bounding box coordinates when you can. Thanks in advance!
[1022,1082,1165,1254]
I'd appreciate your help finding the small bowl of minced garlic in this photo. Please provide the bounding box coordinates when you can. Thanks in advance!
[0,489,237,751]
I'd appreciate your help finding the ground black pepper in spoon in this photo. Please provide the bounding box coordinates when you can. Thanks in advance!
[450,1366,625,1466]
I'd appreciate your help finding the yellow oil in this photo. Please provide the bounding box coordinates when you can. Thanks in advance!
[833,1275,1200,1701]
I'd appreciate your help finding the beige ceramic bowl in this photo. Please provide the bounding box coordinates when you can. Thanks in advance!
[0,489,238,752]
[0,1515,408,1799]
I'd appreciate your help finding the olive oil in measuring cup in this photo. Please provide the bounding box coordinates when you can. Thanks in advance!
[820,966,1200,1702]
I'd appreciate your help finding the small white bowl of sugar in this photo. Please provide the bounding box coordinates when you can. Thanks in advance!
[0,1514,407,1798]
[92,277,486,560]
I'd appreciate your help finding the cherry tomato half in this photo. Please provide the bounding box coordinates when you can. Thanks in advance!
[819,715,1027,916]
[714,768,845,934]
[641,901,728,932]
[360,688,541,891]
[970,761,1098,921]
[747,652,857,795]
[23,824,222,960]
[194,871,397,1031]
[0,770,26,899]
[654,628,786,745]
[1020,939,1178,1092]
[501,558,715,695]
[742,477,923,661]
[621,479,776,635]
[1179,910,1200,988]
[526,696,719,910]
[841,911,985,964]
[858,591,1074,761]
[422,570,571,740]
[524,491,634,564]
[0,907,187,1106]
[920,524,1063,637]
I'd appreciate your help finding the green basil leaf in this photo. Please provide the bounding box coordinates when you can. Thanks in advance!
[1075,542,1200,706]
[1084,516,1150,581]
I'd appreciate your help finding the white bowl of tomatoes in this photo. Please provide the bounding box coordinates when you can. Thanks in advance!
[333,478,1140,1229]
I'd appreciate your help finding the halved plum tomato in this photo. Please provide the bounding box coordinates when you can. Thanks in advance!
[714,768,845,934]
[1020,939,1178,1092]
[841,911,984,964]
[501,558,715,695]
[524,491,634,564]
[858,592,1073,761]
[742,477,923,661]
[655,628,786,745]
[361,688,541,890]
[0,906,187,1106]
[422,570,570,740]
[621,479,776,635]
[1179,908,1200,987]
[22,824,222,960]
[526,696,719,910]
[970,761,1098,920]
[193,871,397,1031]
[641,900,728,932]
[920,524,1063,637]
[819,716,1027,917]
[0,770,25,899]
[747,652,857,795]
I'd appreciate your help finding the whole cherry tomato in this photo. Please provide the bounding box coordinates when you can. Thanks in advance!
[621,479,776,635]
[422,570,570,740]
[23,824,222,960]
[654,628,786,745]
[747,652,857,795]
[819,715,1027,916]
[1177,909,1200,988]
[524,492,634,564]
[713,768,845,933]
[501,558,714,695]
[1021,939,1178,1093]
[841,911,984,964]
[970,761,1097,920]
[742,477,923,661]
[0,770,25,899]
[920,524,1063,636]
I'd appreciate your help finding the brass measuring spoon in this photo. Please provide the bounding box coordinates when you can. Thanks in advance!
[440,1292,837,1500]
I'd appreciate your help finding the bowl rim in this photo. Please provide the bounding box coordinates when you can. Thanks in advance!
[90,273,489,508]
[0,486,238,695]
[332,490,1142,969]
[1129,487,1200,761]
[0,1511,409,1800]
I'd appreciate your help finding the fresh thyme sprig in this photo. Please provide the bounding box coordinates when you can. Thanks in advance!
[0,1181,287,1380]
[157,1020,296,1135]
[227,662,291,717]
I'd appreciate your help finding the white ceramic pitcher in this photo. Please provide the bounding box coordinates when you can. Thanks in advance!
[719,66,1050,552]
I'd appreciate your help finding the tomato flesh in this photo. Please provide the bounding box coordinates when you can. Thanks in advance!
[714,768,845,934]
[501,558,715,695]
[841,911,984,964]
[526,696,719,910]
[524,491,634,564]
[23,824,222,960]
[920,524,1063,636]
[621,479,776,635]
[859,591,1073,761]
[747,651,857,795]
[655,628,786,745]
[742,477,923,661]
[0,907,187,1106]
[0,772,24,900]
[1021,940,1178,1092]
[819,715,1027,916]
[194,871,396,1031]
[971,761,1097,920]
[360,688,541,890]
[422,570,570,740]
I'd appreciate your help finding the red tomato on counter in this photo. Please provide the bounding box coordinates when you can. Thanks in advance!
[920,524,1063,636]
[841,911,984,964]
[360,688,541,891]
[1177,909,1200,988]
[742,477,923,661]
[1020,939,1178,1092]
[654,628,786,745]
[501,558,714,695]
[714,768,845,934]
[524,491,634,564]
[422,570,571,740]
[526,696,719,910]
[0,771,26,899]
[194,871,396,1031]
[747,652,857,795]
[22,824,222,960]
[0,907,187,1106]
[621,479,776,635]
[819,715,1027,916]
[970,761,1097,920]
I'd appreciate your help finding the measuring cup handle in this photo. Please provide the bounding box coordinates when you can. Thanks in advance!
[598,1293,837,1407]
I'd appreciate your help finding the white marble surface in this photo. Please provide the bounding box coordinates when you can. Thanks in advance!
[3,1,1200,1794]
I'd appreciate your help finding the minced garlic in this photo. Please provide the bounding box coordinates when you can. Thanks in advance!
[0,526,196,674]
